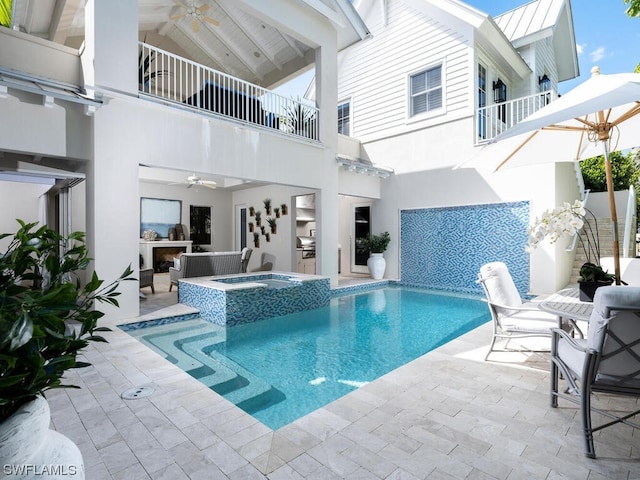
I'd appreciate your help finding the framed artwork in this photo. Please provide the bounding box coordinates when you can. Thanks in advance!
[140,197,181,238]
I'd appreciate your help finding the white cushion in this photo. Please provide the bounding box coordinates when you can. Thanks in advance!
[480,262,523,309]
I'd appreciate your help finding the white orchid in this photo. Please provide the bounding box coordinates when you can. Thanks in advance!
[527,200,589,252]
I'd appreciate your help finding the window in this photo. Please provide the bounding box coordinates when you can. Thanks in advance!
[337,101,350,136]
[478,63,487,140]
[410,65,442,116]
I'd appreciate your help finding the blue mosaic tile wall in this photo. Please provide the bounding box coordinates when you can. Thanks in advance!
[400,201,530,297]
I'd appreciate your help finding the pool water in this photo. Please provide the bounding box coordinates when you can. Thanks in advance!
[122,286,489,429]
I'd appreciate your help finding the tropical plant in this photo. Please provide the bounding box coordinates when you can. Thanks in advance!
[580,150,640,216]
[263,198,272,214]
[284,98,318,139]
[0,220,134,422]
[138,46,168,89]
[357,232,391,254]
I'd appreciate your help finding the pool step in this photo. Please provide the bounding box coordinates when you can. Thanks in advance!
[180,335,285,409]
[131,319,285,410]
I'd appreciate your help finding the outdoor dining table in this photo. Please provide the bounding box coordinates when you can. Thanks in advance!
[538,287,593,334]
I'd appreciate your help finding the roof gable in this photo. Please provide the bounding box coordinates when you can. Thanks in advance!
[494,0,579,81]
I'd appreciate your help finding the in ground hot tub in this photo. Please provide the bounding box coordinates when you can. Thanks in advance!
[178,273,330,326]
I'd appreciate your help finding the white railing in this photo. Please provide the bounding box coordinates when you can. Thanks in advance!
[476,90,558,144]
[138,42,319,142]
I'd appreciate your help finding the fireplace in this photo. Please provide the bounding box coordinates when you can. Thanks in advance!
[153,247,186,272]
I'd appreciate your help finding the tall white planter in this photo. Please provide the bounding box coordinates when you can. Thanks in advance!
[367,253,386,280]
[0,396,84,479]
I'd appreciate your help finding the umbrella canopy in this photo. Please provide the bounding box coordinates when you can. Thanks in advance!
[459,68,640,283]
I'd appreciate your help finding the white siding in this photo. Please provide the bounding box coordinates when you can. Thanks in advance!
[339,0,473,143]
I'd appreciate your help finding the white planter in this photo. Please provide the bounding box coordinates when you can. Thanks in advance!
[0,396,84,479]
[367,253,386,280]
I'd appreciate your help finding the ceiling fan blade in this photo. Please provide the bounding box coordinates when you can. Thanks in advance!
[169,13,186,21]
[201,183,217,189]
[192,17,199,32]
[203,16,219,26]
[197,4,210,13]
[201,180,217,185]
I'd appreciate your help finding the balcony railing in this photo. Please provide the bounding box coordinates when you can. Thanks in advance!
[138,42,319,142]
[476,90,558,144]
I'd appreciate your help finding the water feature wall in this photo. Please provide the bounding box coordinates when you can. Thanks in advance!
[178,273,331,326]
[400,201,530,296]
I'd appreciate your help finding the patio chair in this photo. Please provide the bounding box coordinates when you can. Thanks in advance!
[477,261,562,360]
[550,285,640,458]
[139,268,155,293]
[240,247,253,273]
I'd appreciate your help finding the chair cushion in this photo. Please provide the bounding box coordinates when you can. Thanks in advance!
[500,309,558,333]
[480,262,523,309]
[557,337,587,376]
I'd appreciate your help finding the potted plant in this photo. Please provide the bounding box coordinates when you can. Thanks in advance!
[263,198,272,215]
[0,220,133,477]
[253,231,260,248]
[357,231,391,279]
[281,203,288,215]
[274,207,280,218]
[255,211,262,227]
[249,206,255,216]
[578,262,616,301]
[527,199,615,301]
[248,221,254,233]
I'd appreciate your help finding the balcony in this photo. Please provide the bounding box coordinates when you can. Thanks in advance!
[476,90,558,144]
[138,42,319,142]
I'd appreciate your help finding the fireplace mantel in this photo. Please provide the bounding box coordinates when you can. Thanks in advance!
[140,240,192,271]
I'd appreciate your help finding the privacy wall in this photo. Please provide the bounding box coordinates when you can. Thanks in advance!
[400,201,530,296]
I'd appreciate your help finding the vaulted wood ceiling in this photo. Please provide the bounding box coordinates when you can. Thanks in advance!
[9,0,366,88]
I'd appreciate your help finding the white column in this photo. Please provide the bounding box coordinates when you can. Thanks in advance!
[315,40,340,286]
[84,1,140,319]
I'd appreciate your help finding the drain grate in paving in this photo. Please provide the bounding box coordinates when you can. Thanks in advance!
[121,386,154,400]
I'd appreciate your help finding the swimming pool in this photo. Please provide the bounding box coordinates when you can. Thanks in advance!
[121,286,489,429]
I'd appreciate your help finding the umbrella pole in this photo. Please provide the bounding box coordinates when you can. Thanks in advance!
[602,141,621,284]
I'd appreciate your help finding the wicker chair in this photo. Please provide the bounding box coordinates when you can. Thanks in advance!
[139,268,155,293]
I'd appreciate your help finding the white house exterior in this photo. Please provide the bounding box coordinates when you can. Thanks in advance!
[333,0,589,295]
[0,0,607,321]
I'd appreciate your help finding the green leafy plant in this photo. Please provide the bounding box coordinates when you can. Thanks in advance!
[579,262,615,283]
[357,232,391,254]
[0,220,134,422]
[263,198,272,214]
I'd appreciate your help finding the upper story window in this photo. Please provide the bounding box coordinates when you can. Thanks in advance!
[409,65,442,117]
[338,100,350,136]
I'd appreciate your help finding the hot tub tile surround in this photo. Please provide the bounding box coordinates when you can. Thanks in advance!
[178,273,331,326]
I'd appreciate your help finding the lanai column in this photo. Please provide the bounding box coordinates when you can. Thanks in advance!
[82,0,141,319]
[315,41,340,286]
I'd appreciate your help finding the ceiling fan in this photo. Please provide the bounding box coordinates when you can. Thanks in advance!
[170,1,219,33]
[169,174,217,189]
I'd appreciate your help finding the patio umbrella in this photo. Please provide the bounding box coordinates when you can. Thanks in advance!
[460,67,640,283]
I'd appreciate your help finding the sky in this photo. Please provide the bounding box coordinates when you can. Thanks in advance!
[276,0,639,97]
